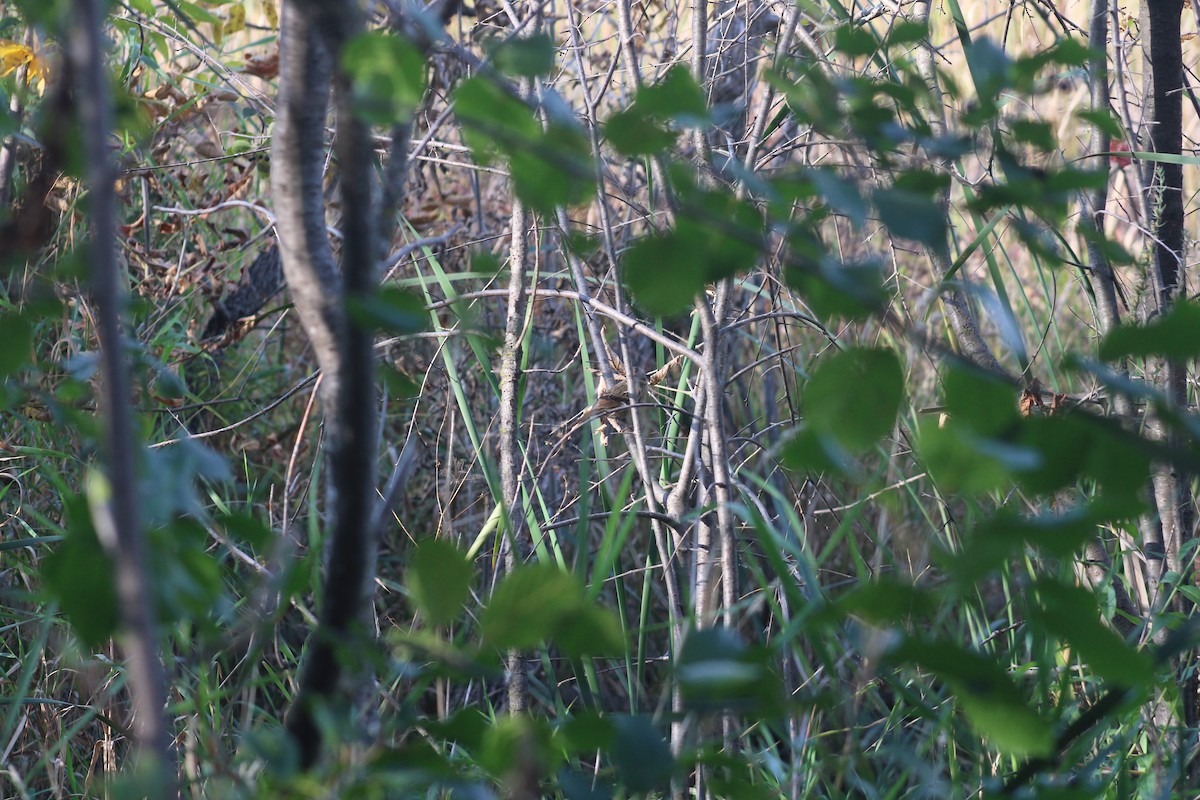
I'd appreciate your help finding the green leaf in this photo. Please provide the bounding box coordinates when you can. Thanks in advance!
[610,716,673,792]
[1008,118,1056,152]
[638,65,707,118]
[918,417,1019,494]
[604,66,708,155]
[623,233,708,316]
[407,539,474,627]
[804,347,903,453]
[782,426,842,474]
[832,24,877,57]
[885,20,929,47]
[965,37,1012,104]
[557,712,616,753]
[555,604,626,657]
[676,627,782,713]
[217,511,272,551]
[0,312,33,377]
[559,770,613,800]
[486,33,555,77]
[1076,109,1124,139]
[341,32,426,125]
[455,77,542,164]
[480,563,582,649]
[874,187,947,245]
[1028,580,1154,687]
[624,187,762,315]
[836,579,939,624]
[455,77,594,212]
[1099,300,1200,361]
[41,495,118,648]
[480,716,554,780]
[941,364,1018,436]
[810,169,867,227]
[943,507,1103,585]
[605,107,678,155]
[347,286,428,334]
[890,636,1054,758]
[784,255,885,321]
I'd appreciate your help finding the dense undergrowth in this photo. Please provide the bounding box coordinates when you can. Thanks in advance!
[3,0,1200,797]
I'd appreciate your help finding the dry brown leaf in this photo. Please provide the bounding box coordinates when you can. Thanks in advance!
[242,49,280,80]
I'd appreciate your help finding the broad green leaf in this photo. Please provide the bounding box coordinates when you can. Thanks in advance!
[874,187,947,245]
[637,65,707,118]
[480,716,554,780]
[217,511,272,551]
[0,312,32,377]
[804,347,903,453]
[610,716,673,792]
[557,712,616,753]
[890,636,1054,758]
[368,739,457,780]
[964,37,1012,108]
[486,33,555,77]
[480,563,581,649]
[941,364,1018,436]
[456,77,594,212]
[555,604,625,657]
[342,32,426,125]
[810,168,867,227]
[150,517,226,631]
[624,186,762,315]
[782,426,842,474]
[1099,301,1200,361]
[943,507,1102,585]
[605,107,678,155]
[558,769,613,800]
[832,24,877,57]
[1076,108,1124,139]
[1028,580,1154,687]
[885,20,929,47]
[836,579,939,624]
[604,66,707,155]
[676,627,781,713]
[508,121,594,211]
[140,438,231,526]
[918,417,1020,494]
[455,76,542,163]
[623,232,708,316]
[784,255,885,321]
[1008,118,1056,152]
[407,539,474,627]
[347,286,428,334]
[41,495,118,648]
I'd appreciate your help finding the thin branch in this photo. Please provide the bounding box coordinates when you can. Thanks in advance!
[70,0,177,794]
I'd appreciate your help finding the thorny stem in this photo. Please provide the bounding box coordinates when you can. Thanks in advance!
[499,195,531,714]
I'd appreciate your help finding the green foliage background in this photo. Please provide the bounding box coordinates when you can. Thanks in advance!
[2,0,1199,797]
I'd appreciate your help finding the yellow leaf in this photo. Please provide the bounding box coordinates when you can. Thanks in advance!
[0,41,49,94]
[0,41,32,77]
[225,3,246,35]
[264,0,278,29]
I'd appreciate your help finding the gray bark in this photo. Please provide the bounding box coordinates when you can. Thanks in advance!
[274,0,381,768]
